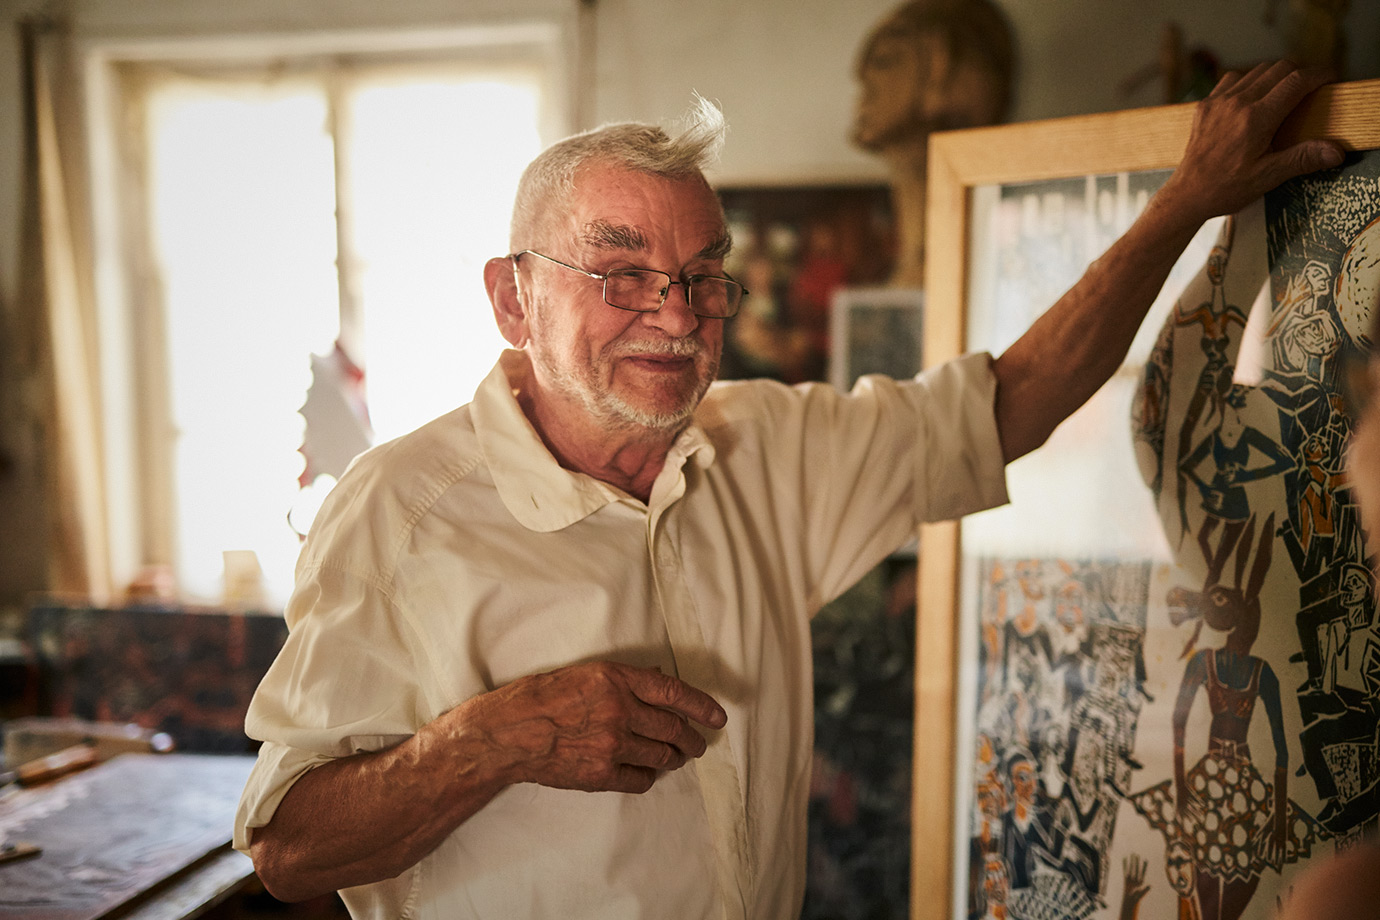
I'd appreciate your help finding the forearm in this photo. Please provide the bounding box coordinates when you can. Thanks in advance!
[991,62,1340,463]
[248,660,725,902]
[993,185,1204,461]
[249,702,513,902]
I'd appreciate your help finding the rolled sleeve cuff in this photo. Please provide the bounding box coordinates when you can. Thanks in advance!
[914,351,1009,522]
[232,741,335,853]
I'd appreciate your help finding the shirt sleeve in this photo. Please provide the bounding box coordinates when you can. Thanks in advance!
[697,350,1007,613]
[233,563,426,852]
[799,350,1008,609]
[907,351,1009,522]
[233,740,332,851]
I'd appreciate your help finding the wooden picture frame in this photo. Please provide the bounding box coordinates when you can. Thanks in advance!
[913,79,1380,920]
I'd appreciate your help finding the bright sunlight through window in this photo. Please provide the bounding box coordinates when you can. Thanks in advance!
[145,64,542,607]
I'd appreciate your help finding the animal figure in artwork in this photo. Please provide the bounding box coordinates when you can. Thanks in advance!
[1130,512,1325,920]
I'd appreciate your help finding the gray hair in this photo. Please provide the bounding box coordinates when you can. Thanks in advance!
[509,94,727,249]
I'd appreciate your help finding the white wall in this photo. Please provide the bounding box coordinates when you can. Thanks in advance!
[588,0,1380,185]
[1005,0,1380,120]
[590,0,899,185]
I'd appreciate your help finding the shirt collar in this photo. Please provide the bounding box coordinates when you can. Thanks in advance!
[472,350,716,532]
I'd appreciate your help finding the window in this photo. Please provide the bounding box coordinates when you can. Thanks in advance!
[91,30,566,606]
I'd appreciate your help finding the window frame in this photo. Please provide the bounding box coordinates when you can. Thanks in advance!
[79,23,573,599]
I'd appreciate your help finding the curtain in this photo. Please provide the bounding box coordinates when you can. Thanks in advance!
[19,19,114,603]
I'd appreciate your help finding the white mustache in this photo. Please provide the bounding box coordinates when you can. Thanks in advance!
[608,339,704,359]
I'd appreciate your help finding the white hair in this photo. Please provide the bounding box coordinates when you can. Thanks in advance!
[509,94,727,249]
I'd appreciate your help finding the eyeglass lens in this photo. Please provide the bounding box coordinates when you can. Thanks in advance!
[604,270,739,317]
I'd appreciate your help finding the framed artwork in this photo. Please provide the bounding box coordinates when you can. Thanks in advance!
[829,287,925,392]
[715,184,894,384]
[915,79,1380,920]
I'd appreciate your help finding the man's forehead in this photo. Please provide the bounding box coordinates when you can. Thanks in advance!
[570,162,708,203]
[557,170,730,257]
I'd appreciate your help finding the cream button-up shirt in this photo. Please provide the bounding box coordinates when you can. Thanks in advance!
[235,349,1007,920]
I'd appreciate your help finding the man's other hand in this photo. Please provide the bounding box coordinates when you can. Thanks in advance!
[470,661,728,794]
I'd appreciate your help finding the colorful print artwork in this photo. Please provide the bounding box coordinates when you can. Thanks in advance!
[957,148,1380,920]
[1125,149,1380,920]
[969,558,1154,920]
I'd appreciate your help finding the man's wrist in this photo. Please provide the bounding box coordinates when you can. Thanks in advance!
[429,697,527,795]
[1143,174,1217,243]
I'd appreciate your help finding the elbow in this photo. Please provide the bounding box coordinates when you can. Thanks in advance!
[999,426,1052,465]
[249,823,416,903]
[249,829,328,904]
[992,367,1059,464]
[995,399,1055,462]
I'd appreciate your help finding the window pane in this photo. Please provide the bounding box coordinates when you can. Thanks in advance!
[346,70,543,441]
[142,64,548,608]
[148,79,339,604]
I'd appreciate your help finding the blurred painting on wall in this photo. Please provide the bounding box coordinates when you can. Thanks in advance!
[717,185,894,384]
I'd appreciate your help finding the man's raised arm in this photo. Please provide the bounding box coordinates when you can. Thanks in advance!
[992,61,1344,463]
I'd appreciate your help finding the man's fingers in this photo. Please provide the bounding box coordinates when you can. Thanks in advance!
[1209,68,1243,97]
[1170,57,1340,221]
[629,705,708,758]
[1264,140,1345,189]
[1213,61,1273,99]
[1257,65,1332,122]
[625,667,727,729]
[610,764,657,794]
[619,733,690,772]
[1231,60,1298,103]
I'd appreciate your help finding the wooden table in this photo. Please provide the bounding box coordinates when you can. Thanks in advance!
[0,753,258,920]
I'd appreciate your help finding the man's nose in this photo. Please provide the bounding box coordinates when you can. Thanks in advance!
[642,282,700,337]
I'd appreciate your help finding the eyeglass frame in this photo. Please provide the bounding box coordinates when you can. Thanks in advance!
[509,249,748,319]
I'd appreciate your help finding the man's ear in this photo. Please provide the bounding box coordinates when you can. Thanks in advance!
[485,256,529,347]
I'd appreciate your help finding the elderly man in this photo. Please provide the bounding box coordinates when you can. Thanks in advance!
[235,63,1341,919]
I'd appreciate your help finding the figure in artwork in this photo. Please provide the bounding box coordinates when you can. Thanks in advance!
[1115,848,1203,920]
[973,559,1152,920]
[1128,512,1325,920]
[1257,254,1358,582]
[1134,318,1176,499]
[1262,161,1380,843]
[1174,230,1249,459]
[1178,377,1293,598]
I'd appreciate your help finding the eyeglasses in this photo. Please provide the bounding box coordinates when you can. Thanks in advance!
[510,250,747,319]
